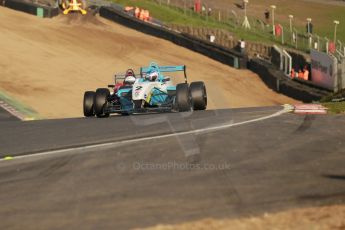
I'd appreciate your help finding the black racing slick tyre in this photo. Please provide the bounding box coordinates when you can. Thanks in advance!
[190,81,207,110]
[176,83,191,112]
[83,91,95,117]
[133,100,143,110]
[94,88,110,118]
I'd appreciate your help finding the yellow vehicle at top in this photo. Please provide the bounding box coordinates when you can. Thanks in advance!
[60,0,87,15]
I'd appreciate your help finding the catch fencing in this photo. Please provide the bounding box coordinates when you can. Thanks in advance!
[147,0,344,57]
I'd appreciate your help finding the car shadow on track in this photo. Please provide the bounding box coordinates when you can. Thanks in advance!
[322,174,345,181]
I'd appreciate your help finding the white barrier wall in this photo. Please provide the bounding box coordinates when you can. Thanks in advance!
[311,49,338,91]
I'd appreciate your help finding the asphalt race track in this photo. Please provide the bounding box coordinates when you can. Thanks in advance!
[0,107,345,229]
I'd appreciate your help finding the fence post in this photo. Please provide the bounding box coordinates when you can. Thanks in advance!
[281,26,284,44]
[290,30,293,45]
[337,40,343,53]
[205,4,208,21]
[325,37,329,54]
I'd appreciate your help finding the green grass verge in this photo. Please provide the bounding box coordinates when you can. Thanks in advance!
[113,0,234,29]
[111,0,343,53]
[0,91,41,120]
[322,101,345,114]
[111,0,280,45]
[321,89,345,114]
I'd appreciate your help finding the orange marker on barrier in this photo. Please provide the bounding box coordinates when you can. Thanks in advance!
[139,9,145,20]
[142,10,147,21]
[135,7,140,18]
[142,10,146,21]
[144,10,150,21]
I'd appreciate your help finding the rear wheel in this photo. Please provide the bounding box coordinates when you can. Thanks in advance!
[190,81,207,110]
[176,83,192,112]
[83,91,95,117]
[94,88,110,118]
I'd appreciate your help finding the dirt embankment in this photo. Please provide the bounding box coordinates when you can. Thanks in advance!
[137,204,345,230]
[0,7,297,119]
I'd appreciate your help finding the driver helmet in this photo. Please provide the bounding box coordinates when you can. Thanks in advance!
[146,71,158,81]
[124,75,136,85]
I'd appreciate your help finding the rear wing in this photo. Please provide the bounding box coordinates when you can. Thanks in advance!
[140,63,187,83]
[113,74,127,84]
[113,68,140,83]
[107,73,139,88]
[114,72,140,83]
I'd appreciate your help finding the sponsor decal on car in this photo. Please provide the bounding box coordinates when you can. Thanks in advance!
[145,93,152,103]
[134,86,142,97]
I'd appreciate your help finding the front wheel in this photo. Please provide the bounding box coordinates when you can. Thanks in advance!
[176,83,192,112]
[83,91,95,117]
[94,88,110,118]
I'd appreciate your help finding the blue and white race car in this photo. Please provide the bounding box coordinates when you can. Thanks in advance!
[83,62,207,117]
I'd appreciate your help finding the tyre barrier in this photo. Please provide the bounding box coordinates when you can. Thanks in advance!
[3,0,59,18]
[249,58,330,102]
[99,6,247,69]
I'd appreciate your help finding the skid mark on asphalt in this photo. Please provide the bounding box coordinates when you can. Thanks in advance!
[0,106,291,163]
[322,174,345,181]
[294,115,316,133]
[37,155,75,178]
[298,191,345,201]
